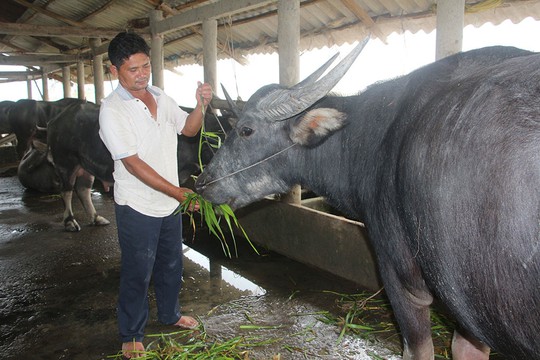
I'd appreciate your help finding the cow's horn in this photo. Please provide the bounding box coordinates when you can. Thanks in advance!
[255,37,369,121]
[221,84,242,119]
[290,52,339,89]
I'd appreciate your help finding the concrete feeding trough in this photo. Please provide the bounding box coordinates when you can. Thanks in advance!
[236,197,382,290]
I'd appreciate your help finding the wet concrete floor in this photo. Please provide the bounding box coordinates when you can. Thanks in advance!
[0,167,400,360]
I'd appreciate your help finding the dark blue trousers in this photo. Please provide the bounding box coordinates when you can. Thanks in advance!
[115,204,183,343]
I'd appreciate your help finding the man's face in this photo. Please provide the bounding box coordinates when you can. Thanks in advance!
[111,53,151,93]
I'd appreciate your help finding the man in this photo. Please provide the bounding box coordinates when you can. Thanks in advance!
[99,32,213,358]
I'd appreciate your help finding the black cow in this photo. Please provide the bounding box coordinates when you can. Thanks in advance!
[0,100,14,135]
[24,101,229,231]
[46,101,114,231]
[17,128,61,193]
[196,42,540,359]
[5,98,85,158]
[177,106,233,186]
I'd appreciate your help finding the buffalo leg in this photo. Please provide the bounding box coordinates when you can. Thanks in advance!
[74,170,110,227]
[61,190,81,232]
[452,329,490,360]
[380,261,434,360]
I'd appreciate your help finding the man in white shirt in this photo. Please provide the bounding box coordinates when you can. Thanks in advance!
[99,32,212,358]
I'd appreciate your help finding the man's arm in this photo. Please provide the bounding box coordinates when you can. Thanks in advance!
[181,82,213,137]
[121,154,195,205]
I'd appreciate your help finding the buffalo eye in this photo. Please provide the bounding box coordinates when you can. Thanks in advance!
[239,126,253,137]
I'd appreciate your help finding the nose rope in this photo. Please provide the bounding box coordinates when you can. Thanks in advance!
[203,143,297,187]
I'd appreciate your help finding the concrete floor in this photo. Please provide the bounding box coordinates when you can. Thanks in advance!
[0,167,401,360]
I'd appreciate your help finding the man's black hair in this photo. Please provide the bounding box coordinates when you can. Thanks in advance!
[108,32,150,68]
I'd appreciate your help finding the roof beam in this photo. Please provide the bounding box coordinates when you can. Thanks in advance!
[154,0,276,35]
[340,0,387,43]
[0,54,87,66]
[149,0,249,65]
[79,0,121,21]
[0,22,133,38]
[0,70,43,80]
[13,0,84,27]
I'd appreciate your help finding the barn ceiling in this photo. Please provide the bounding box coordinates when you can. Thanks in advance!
[0,0,539,83]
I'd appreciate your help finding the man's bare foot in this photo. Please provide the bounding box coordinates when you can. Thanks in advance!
[174,315,199,329]
[122,341,145,358]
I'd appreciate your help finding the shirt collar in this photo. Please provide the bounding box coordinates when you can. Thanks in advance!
[115,84,162,101]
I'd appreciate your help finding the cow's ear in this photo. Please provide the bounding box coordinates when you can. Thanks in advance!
[289,108,347,146]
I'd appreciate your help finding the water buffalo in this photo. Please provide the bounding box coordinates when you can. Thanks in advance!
[195,41,540,359]
[17,131,61,193]
[177,106,233,186]
[20,101,229,231]
[5,98,86,158]
[0,100,14,135]
[46,101,114,231]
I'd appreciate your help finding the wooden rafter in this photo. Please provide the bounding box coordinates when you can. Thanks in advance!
[174,0,213,12]
[340,0,387,43]
[0,39,28,53]
[146,0,248,65]
[13,0,84,27]
[79,0,121,22]
[0,22,130,38]
[0,54,88,66]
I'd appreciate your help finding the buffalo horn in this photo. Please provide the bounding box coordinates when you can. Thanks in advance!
[254,37,369,121]
[221,84,242,119]
[290,52,339,89]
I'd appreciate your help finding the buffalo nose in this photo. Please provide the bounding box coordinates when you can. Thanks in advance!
[194,175,206,192]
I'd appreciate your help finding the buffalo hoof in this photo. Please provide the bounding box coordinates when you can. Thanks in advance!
[93,215,110,226]
[65,219,81,232]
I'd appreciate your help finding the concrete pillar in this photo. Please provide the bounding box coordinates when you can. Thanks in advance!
[202,19,218,95]
[77,60,85,100]
[278,0,301,205]
[26,77,32,99]
[42,71,49,101]
[90,38,105,104]
[278,0,300,87]
[150,10,165,90]
[62,65,71,98]
[435,0,465,60]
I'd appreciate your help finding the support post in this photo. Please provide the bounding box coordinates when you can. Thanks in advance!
[278,0,301,205]
[77,60,85,100]
[202,19,218,95]
[62,65,71,98]
[435,0,465,60]
[42,70,49,101]
[26,77,32,99]
[150,10,165,90]
[90,38,105,104]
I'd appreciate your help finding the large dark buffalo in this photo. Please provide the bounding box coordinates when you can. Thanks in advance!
[196,41,540,359]
[45,101,114,231]
[0,100,14,135]
[5,98,85,158]
[19,100,229,231]
[178,106,233,186]
[17,128,61,193]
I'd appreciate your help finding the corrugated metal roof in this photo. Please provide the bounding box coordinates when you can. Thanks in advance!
[0,0,539,81]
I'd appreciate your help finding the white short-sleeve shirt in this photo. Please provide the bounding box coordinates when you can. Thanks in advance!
[99,84,189,217]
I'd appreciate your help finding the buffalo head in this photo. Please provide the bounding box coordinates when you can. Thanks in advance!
[195,39,367,208]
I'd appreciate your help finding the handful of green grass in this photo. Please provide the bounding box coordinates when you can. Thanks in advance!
[179,108,258,258]
[179,192,258,258]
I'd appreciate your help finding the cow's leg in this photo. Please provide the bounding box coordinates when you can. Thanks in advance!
[74,170,110,226]
[62,190,81,232]
[379,260,434,360]
[452,329,490,360]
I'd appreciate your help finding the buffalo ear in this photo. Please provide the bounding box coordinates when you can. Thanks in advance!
[289,108,347,146]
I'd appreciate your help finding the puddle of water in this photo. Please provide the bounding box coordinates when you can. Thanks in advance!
[183,245,266,297]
